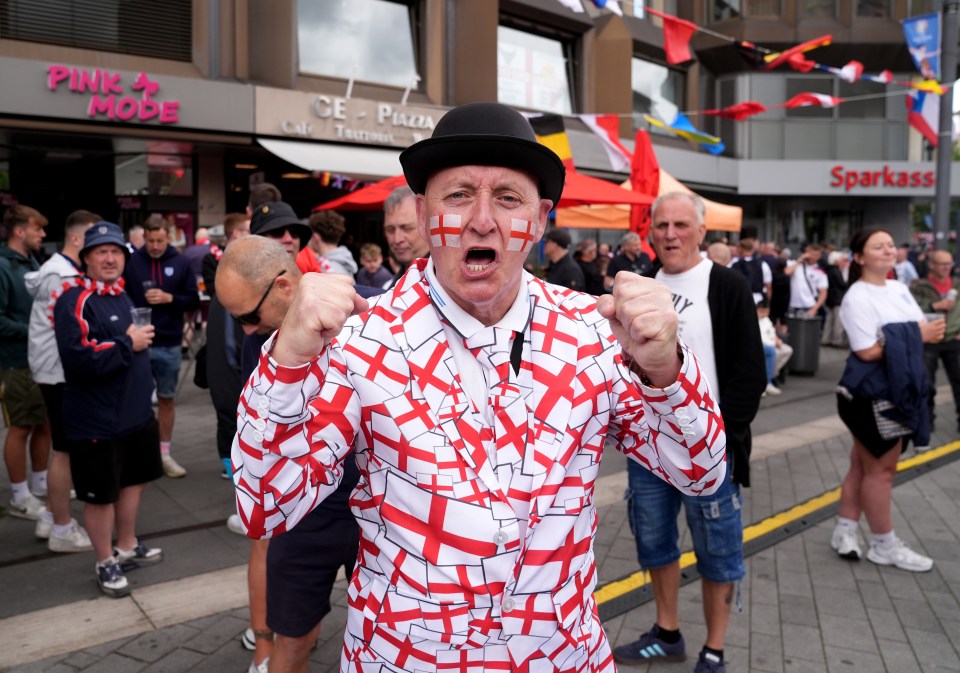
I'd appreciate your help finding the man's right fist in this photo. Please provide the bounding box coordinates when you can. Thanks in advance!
[272,273,369,367]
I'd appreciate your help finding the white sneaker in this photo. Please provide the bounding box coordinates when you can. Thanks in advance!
[248,657,269,673]
[49,521,94,553]
[765,383,782,396]
[241,627,256,651]
[97,558,130,597]
[9,494,45,520]
[227,514,246,536]
[31,485,48,498]
[831,527,862,560]
[866,539,933,573]
[162,455,187,478]
[35,511,54,539]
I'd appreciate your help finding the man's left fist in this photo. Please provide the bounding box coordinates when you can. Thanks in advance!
[597,271,681,387]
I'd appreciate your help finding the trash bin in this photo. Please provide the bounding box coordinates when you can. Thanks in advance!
[784,313,822,375]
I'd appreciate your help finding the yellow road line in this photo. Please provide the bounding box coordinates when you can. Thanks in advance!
[595,439,960,606]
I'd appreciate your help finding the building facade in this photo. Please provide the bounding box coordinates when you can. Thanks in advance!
[0,0,954,248]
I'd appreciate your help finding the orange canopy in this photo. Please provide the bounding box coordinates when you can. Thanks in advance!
[315,171,653,211]
[555,169,742,233]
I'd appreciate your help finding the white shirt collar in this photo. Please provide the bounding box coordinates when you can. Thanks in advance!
[425,258,530,339]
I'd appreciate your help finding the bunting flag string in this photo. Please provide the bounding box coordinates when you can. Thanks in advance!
[644,7,941,93]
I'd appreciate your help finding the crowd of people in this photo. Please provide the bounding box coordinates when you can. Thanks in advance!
[0,101,949,673]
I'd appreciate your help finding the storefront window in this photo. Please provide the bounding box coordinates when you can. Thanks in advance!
[710,0,741,21]
[497,26,575,115]
[298,0,419,89]
[115,142,193,198]
[907,0,936,15]
[632,58,684,128]
[801,0,837,17]
[0,0,191,61]
[747,0,781,15]
[857,0,891,15]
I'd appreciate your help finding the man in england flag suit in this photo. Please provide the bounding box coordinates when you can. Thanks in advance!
[231,101,727,673]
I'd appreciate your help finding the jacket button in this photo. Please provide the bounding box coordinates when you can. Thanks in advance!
[254,418,267,431]
[254,431,264,442]
[502,598,516,613]
[493,530,508,545]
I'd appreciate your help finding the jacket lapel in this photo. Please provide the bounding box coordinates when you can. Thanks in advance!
[521,279,578,528]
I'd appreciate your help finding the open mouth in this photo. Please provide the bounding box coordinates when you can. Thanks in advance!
[465,248,496,272]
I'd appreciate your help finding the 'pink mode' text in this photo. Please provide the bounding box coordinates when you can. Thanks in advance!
[47,65,181,124]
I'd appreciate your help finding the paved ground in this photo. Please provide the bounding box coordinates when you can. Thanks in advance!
[0,345,958,672]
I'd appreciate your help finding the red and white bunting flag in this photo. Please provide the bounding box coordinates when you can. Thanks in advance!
[701,101,767,121]
[865,70,894,84]
[783,92,841,109]
[579,114,632,172]
[429,214,461,248]
[508,219,536,253]
[837,60,864,83]
[646,8,698,65]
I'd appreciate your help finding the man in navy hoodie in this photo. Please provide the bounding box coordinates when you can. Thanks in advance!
[123,216,199,478]
[54,221,163,597]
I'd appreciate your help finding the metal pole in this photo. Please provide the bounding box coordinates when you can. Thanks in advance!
[933,0,959,250]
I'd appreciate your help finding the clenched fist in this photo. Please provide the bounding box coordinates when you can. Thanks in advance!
[597,271,681,387]
[271,273,369,367]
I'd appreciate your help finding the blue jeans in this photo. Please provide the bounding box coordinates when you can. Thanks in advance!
[625,459,745,584]
[149,345,182,399]
[763,343,777,383]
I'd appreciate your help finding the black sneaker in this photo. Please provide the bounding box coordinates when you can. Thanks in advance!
[114,540,163,569]
[694,649,726,673]
[612,624,686,665]
[97,559,130,597]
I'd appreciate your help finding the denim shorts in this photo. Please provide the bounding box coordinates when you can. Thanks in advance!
[625,459,745,584]
[149,345,182,399]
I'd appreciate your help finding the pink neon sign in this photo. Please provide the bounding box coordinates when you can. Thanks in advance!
[47,65,181,124]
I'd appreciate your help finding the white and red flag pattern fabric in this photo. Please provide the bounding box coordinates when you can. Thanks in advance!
[783,92,842,109]
[579,114,633,172]
[508,218,537,253]
[906,89,940,146]
[231,259,726,673]
[429,214,462,248]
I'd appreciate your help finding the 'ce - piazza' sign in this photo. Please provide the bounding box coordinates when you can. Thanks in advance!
[256,88,442,148]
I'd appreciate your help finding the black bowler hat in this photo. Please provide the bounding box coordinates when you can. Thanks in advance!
[399,102,566,206]
[250,201,311,248]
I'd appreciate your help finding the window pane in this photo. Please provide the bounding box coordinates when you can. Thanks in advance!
[498,26,573,115]
[857,0,891,15]
[711,0,741,21]
[836,122,884,159]
[747,0,781,16]
[631,58,683,124]
[749,121,783,158]
[784,121,832,158]
[298,0,418,89]
[785,78,833,118]
[801,0,837,17]
[908,0,936,16]
[838,80,885,118]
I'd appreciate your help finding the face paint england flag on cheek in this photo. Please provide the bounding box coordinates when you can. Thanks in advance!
[429,214,462,248]
[508,218,535,253]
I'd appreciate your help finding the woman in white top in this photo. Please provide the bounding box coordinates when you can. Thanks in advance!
[832,228,944,573]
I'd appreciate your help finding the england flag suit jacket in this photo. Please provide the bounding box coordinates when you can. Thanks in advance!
[232,259,727,673]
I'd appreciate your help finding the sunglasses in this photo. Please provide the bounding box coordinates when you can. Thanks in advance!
[234,270,286,326]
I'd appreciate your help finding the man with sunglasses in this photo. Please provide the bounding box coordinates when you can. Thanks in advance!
[229,102,725,673]
[218,236,360,673]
